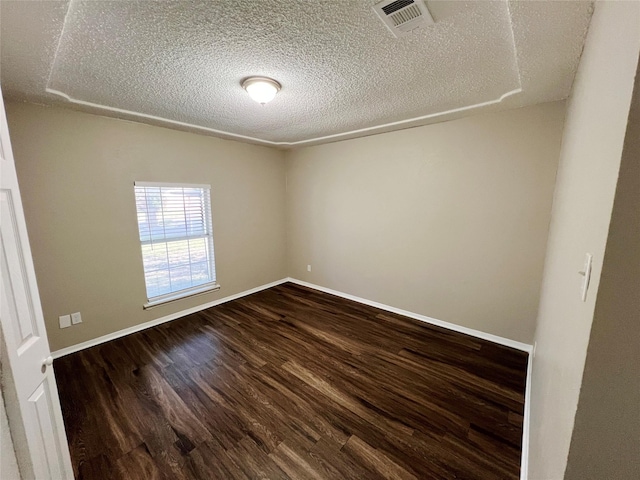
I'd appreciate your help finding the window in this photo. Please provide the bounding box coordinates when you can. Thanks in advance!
[134,182,218,308]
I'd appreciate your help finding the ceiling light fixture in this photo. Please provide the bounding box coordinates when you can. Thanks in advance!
[242,77,281,105]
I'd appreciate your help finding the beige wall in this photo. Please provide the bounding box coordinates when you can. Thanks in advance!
[528,2,640,479]
[10,100,566,352]
[6,102,287,352]
[286,102,565,344]
[7,99,567,352]
[565,62,640,480]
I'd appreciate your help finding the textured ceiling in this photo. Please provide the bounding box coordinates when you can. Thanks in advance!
[1,0,593,147]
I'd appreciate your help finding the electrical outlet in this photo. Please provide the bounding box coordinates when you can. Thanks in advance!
[71,312,82,325]
[307,264,312,272]
[59,315,71,329]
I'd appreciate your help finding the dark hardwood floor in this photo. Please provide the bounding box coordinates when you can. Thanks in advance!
[55,283,528,480]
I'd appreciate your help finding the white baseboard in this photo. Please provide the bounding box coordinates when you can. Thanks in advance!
[287,278,533,353]
[51,276,532,478]
[53,276,532,358]
[520,352,533,480]
[51,278,289,359]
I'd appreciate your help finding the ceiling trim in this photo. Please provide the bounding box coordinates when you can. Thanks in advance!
[43,0,524,148]
[46,87,522,148]
[45,88,284,146]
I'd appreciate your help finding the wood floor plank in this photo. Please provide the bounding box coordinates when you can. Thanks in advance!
[55,282,527,479]
[269,441,326,480]
[115,444,169,480]
[342,435,418,480]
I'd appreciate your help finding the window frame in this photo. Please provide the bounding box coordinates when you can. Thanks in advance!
[134,181,219,309]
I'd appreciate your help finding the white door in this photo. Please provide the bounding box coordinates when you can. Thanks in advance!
[0,89,74,478]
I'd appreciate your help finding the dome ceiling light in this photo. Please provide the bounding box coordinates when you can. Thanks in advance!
[242,77,281,105]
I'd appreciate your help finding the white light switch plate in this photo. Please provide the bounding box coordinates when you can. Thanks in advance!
[580,253,593,302]
[59,315,71,329]
[71,312,82,325]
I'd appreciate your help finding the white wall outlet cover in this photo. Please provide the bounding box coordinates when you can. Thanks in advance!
[307,265,312,272]
[71,312,82,324]
[59,315,71,329]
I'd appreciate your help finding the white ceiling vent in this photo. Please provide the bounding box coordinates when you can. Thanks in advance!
[373,0,434,37]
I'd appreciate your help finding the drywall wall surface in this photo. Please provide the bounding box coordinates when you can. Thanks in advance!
[527,2,640,479]
[0,385,20,480]
[565,60,640,480]
[286,102,566,344]
[5,102,287,351]
[1,357,21,480]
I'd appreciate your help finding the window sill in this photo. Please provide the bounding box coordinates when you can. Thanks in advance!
[143,283,221,309]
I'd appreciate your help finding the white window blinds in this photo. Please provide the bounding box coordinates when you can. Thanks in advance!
[134,182,217,305]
